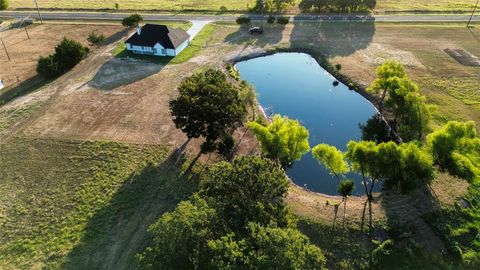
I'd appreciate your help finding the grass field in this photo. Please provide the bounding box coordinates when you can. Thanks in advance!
[7,0,478,12]
[0,138,197,269]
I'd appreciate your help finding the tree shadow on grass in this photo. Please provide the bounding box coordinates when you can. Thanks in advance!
[61,153,198,270]
[88,52,171,91]
[379,186,444,253]
[0,75,52,105]
[224,24,286,48]
[290,20,376,58]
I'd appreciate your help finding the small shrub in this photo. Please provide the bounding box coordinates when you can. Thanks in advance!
[122,13,143,27]
[114,3,119,9]
[226,64,240,81]
[87,31,106,46]
[277,16,290,25]
[335,63,342,70]
[219,6,227,13]
[267,15,275,24]
[236,16,251,26]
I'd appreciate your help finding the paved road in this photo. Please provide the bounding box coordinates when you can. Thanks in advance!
[0,11,479,23]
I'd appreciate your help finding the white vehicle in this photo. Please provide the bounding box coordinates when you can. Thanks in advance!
[0,79,4,90]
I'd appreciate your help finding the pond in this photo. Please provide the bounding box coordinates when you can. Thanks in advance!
[236,52,379,196]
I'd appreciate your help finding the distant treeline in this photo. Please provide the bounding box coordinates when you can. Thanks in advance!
[299,0,377,13]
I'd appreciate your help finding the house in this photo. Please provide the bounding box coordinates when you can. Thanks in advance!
[125,24,191,57]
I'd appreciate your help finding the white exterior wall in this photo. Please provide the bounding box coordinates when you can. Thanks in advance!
[126,39,190,57]
[174,40,190,55]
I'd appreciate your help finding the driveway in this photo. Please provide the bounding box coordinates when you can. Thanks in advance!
[187,20,212,40]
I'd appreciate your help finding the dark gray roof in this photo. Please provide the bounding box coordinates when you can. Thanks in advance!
[125,24,190,49]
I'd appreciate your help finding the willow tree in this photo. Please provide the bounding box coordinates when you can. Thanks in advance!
[312,144,349,181]
[367,60,406,113]
[248,115,310,167]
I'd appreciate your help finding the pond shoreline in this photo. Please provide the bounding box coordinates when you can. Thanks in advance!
[229,50,386,198]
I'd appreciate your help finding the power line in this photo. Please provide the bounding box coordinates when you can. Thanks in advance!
[468,0,479,27]
[34,0,43,24]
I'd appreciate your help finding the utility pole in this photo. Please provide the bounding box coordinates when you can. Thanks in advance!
[468,0,479,27]
[261,0,265,30]
[24,26,30,39]
[1,38,10,61]
[34,0,43,24]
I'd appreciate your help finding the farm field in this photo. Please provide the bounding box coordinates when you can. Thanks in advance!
[7,0,478,12]
[0,19,479,269]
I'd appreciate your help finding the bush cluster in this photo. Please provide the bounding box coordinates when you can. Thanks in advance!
[87,31,106,46]
[236,16,251,25]
[299,0,377,13]
[277,16,290,25]
[37,38,88,78]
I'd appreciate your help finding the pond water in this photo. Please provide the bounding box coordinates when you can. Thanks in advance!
[236,52,379,196]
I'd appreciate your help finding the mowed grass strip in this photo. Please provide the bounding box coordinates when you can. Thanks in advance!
[171,23,215,64]
[8,0,255,11]
[8,0,477,12]
[0,138,197,269]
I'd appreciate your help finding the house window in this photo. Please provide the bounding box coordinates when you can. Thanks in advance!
[153,48,157,54]
[161,49,166,55]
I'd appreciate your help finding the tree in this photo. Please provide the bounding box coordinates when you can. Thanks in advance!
[400,143,434,192]
[248,115,310,167]
[137,195,216,270]
[54,37,88,72]
[267,15,275,24]
[37,55,61,78]
[360,114,394,144]
[122,13,143,27]
[200,157,291,234]
[385,77,431,141]
[139,156,326,270]
[338,180,355,229]
[0,0,8,10]
[367,60,406,113]
[427,121,478,180]
[37,38,88,78]
[170,69,247,156]
[312,144,349,181]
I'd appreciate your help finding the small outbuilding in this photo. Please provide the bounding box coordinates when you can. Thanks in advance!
[125,24,190,57]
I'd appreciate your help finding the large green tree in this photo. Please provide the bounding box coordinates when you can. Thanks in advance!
[139,157,326,270]
[37,38,88,78]
[248,115,310,167]
[138,195,216,270]
[200,157,291,234]
[170,69,247,154]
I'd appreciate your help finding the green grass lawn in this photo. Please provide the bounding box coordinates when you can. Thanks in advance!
[0,138,197,269]
[8,0,477,12]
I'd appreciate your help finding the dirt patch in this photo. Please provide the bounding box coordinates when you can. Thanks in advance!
[358,43,425,68]
[89,57,165,90]
[445,48,480,67]
[0,23,123,90]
